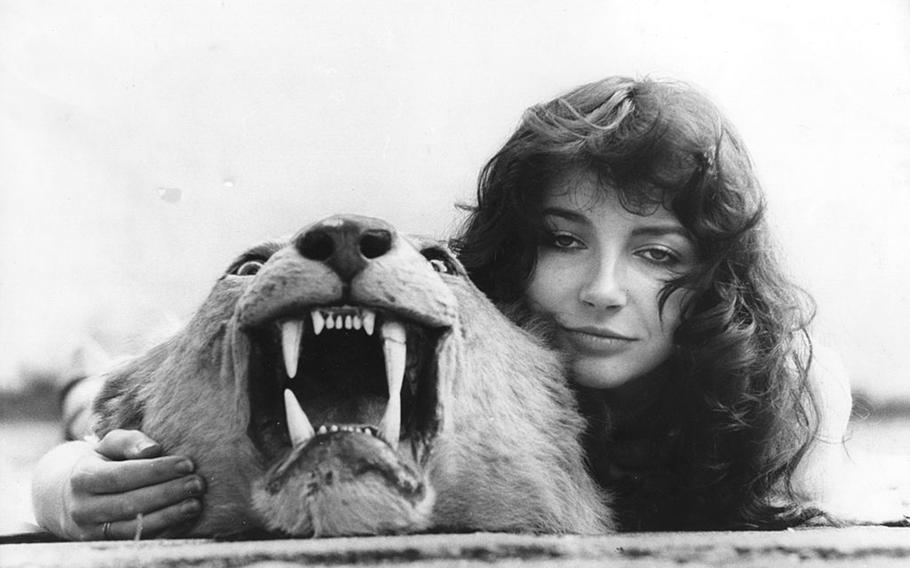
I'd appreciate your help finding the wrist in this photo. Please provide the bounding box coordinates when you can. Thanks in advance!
[31,441,95,538]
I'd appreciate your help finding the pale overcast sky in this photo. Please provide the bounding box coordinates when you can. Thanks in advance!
[1,0,909,399]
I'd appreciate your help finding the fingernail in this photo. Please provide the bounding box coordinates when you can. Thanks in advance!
[185,477,203,495]
[175,460,194,474]
[181,499,201,516]
[133,441,160,456]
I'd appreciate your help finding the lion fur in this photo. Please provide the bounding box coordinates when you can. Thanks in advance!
[427,274,611,533]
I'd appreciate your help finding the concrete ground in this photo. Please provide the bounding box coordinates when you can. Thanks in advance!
[3,408,909,567]
[3,528,910,568]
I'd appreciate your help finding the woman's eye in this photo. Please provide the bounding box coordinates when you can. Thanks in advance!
[638,247,677,265]
[548,232,584,249]
[234,260,264,276]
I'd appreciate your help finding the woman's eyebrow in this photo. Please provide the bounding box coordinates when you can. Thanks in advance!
[631,225,692,240]
[541,207,590,224]
[543,207,690,239]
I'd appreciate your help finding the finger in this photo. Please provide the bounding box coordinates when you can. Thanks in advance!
[72,455,196,494]
[93,498,202,540]
[96,430,163,460]
[71,474,205,524]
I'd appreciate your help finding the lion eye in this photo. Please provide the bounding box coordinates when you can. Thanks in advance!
[420,245,459,276]
[428,258,451,274]
[234,260,264,276]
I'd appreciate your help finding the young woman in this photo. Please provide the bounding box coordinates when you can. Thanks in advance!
[454,75,895,529]
[32,76,899,538]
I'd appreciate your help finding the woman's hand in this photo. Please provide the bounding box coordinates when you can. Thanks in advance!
[32,429,205,540]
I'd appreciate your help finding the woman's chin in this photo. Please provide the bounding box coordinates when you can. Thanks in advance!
[568,350,670,392]
[569,358,638,390]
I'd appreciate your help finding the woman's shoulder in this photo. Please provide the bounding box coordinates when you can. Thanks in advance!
[804,341,853,442]
[793,341,908,524]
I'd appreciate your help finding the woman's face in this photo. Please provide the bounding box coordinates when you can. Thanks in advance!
[524,169,697,389]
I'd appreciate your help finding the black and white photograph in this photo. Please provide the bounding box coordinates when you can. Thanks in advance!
[2,1,909,565]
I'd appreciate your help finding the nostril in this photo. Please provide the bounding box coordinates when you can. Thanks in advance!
[299,230,334,261]
[359,230,392,259]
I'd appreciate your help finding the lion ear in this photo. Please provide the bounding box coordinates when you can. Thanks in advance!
[91,344,168,436]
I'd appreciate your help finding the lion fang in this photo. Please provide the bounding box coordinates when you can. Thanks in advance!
[378,320,406,448]
[281,320,305,379]
[283,388,315,446]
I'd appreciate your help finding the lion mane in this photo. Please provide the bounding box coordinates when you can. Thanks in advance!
[93,214,613,537]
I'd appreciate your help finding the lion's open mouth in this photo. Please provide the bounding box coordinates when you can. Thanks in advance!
[245,304,443,464]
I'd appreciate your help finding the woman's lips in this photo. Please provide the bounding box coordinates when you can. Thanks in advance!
[560,325,636,354]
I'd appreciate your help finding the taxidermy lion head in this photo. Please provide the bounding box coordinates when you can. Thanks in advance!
[93,214,612,537]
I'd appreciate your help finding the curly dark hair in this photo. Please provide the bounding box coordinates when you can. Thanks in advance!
[453,76,819,529]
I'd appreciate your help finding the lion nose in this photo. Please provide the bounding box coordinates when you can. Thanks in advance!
[296,215,395,280]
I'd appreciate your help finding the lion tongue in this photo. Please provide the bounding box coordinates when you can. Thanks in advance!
[284,388,315,446]
[378,320,406,448]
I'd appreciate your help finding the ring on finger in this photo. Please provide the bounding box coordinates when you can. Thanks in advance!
[103,521,112,540]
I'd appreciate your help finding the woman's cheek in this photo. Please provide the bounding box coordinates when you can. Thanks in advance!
[524,254,564,312]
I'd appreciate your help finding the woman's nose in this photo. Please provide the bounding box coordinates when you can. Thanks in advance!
[578,257,628,310]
